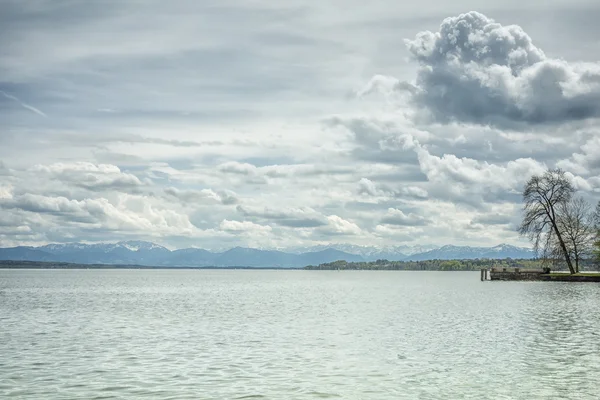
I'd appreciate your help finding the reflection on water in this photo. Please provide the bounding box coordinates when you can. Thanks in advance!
[1,269,599,399]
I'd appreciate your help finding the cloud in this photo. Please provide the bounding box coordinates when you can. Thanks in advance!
[325,116,421,153]
[322,215,362,235]
[416,147,545,191]
[218,161,257,176]
[236,205,328,228]
[412,144,548,207]
[357,178,428,199]
[381,208,430,226]
[218,160,356,180]
[1,193,196,235]
[556,135,600,175]
[217,190,240,205]
[3,194,89,217]
[356,74,404,98]
[403,11,600,127]
[165,187,239,205]
[219,219,272,235]
[32,162,144,192]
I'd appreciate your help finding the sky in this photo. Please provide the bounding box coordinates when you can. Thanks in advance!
[1,0,600,250]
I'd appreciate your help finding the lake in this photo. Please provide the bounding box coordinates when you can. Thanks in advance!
[1,269,599,399]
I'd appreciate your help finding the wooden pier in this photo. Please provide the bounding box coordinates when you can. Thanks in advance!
[481,267,600,282]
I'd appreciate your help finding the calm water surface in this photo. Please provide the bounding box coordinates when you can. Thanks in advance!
[1,269,599,399]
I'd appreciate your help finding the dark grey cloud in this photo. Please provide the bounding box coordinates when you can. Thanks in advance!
[422,124,583,164]
[324,116,421,165]
[404,11,600,127]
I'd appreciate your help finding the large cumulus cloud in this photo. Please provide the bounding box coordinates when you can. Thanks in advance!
[404,11,600,127]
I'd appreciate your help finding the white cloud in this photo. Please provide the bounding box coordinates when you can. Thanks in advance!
[403,11,600,127]
[381,208,430,226]
[32,162,144,191]
[323,215,362,235]
[356,74,403,98]
[416,146,547,195]
[218,162,257,176]
[219,220,272,235]
[557,136,600,175]
[1,193,196,236]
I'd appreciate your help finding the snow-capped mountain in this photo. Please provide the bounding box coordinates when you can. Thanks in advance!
[289,244,438,259]
[115,241,169,252]
[39,242,94,254]
[40,241,168,254]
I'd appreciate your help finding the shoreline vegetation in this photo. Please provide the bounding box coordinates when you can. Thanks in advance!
[306,258,597,271]
[3,258,596,271]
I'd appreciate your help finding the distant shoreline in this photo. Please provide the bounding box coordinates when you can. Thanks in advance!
[0,260,302,270]
[2,259,596,272]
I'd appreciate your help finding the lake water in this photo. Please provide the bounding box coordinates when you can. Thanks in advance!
[1,269,599,399]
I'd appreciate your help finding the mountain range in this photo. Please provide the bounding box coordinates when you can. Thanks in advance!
[0,241,535,268]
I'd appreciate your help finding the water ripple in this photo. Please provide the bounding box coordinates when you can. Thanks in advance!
[1,270,599,399]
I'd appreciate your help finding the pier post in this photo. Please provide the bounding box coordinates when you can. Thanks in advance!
[480,269,485,281]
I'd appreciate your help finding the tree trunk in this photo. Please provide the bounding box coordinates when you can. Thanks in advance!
[574,243,580,273]
[552,222,576,274]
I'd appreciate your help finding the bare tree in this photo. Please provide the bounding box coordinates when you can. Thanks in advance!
[518,169,576,274]
[556,197,594,273]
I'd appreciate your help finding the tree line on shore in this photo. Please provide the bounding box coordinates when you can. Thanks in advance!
[304,258,591,271]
